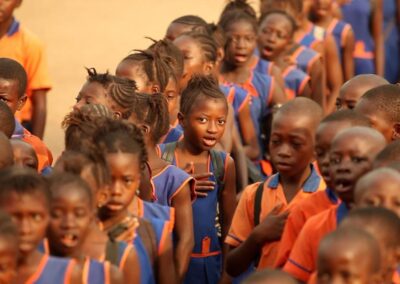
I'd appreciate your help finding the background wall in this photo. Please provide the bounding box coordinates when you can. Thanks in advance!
[15,0,258,159]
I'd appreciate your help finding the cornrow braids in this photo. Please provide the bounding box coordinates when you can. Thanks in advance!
[219,9,258,34]
[94,119,148,171]
[179,31,219,63]
[147,37,184,81]
[131,93,170,144]
[86,67,113,88]
[220,0,257,20]
[260,0,302,16]
[259,10,298,34]
[180,74,228,116]
[207,23,227,50]
[172,15,208,28]
[121,48,173,93]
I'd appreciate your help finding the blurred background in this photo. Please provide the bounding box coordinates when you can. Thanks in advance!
[15,0,258,159]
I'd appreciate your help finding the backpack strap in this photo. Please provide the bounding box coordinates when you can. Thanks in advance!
[161,142,177,163]
[137,218,158,265]
[210,149,226,193]
[105,240,120,266]
[254,182,265,226]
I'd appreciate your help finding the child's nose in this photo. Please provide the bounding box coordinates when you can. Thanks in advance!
[207,121,218,133]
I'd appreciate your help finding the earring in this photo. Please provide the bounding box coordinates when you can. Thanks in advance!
[136,188,140,196]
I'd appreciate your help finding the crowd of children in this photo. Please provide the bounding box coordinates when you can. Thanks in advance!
[0,0,399,283]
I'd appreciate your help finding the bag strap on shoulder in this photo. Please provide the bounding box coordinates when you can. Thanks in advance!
[161,142,177,163]
[254,182,265,226]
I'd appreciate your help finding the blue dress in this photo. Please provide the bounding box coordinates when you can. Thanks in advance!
[383,0,400,82]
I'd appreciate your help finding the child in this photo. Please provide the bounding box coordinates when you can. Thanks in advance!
[316,227,381,284]
[0,211,19,284]
[336,74,388,110]
[225,97,325,276]
[10,139,38,171]
[242,269,297,284]
[0,1,52,138]
[257,11,312,99]
[373,141,400,168]
[354,84,400,142]
[339,207,400,284]
[0,101,15,138]
[354,168,400,218]
[310,0,355,81]
[0,167,82,283]
[46,173,123,284]
[283,126,386,281]
[165,15,208,41]
[74,68,137,119]
[0,132,13,170]
[0,58,52,172]
[159,75,237,284]
[94,118,177,284]
[274,109,370,267]
[128,92,195,281]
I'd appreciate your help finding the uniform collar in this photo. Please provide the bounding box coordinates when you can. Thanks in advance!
[7,18,20,36]
[267,164,321,193]
[12,118,24,138]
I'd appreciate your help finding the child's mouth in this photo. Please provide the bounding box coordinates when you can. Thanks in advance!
[262,46,274,58]
[335,179,353,193]
[234,54,248,63]
[202,137,217,147]
[60,233,79,248]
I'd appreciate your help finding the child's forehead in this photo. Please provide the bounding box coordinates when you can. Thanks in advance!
[273,112,316,132]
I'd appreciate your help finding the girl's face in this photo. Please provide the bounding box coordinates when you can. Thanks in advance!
[115,61,153,93]
[173,35,213,90]
[74,81,111,111]
[224,20,257,67]
[258,14,293,61]
[0,235,17,284]
[164,78,180,125]
[48,185,93,257]
[10,140,38,171]
[104,152,141,217]
[180,96,227,152]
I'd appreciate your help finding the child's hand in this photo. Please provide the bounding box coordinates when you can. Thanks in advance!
[254,204,289,244]
[183,163,216,198]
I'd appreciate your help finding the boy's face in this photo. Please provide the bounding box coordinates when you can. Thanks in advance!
[329,135,380,205]
[225,20,257,67]
[0,235,17,284]
[336,84,369,110]
[48,185,92,256]
[11,140,38,171]
[315,121,351,187]
[0,78,26,114]
[258,14,292,61]
[354,99,394,142]
[164,78,180,124]
[104,153,141,217]
[181,96,227,152]
[270,113,315,178]
[317,241,378,284]
[0,192,49,256]
[0,0,21,24]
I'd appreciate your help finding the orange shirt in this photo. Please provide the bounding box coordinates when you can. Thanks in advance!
[393,268,400,284]
[225,165,325,269]
[274,188,338,268]
[283,202,349,282]
[0,19,52,121]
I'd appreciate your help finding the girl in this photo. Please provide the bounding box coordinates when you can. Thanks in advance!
[128,92,195,282]
[94,118,177,284]
[47,173,124,284]
[159,75,237,284]
[165,15,208,41]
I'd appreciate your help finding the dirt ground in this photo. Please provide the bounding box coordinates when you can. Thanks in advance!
[15,0,258,159]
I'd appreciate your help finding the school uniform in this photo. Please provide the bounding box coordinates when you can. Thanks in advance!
[274,188,338,268]
[290,45,322,77]
[281,66,310,99]
[297,31,322,50]
[341,0,375,74]
[383,0,400,83]
[160,126,183,144]
[24,254,76,284]
[0,18,52,123]
[249,56,274,76]
[136,198,175,232]
[225,165,326,269]
[324,19,352,62]
[83,258,111,284]
[12,119,53,172]
[283,202,349,282]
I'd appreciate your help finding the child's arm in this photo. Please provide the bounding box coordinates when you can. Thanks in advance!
[324,35,343,113]
[237,97,260,160]
[171,185,194,282]
[157,231,178,284]
[299,80,312,99]
[309,58,326,110]
[342,27,355,81]
[122,248,141,283]
[270,64,286,93]
[232,125,248,191]
[371,0,384,76]
[270,79,288,106]
[31,89,47,139]
[219,104,234,153]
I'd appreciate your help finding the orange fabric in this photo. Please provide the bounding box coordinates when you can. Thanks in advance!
[353,41,374,59]
[308,272,317,284]
[63,259,76,284]
[283,205,338,282]
[0,24,52,121]
[274,189,337,268]
[22,128,53,171]
[393,269,400,284]
[225,175,325,269]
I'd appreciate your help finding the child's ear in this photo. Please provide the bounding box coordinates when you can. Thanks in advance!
[216,48,225,64]
[140,124,151,135]
[151,84,160,94]
[112,111,122,120]
[96,188,109,208]
[16,94,27,111]
[392,122,400,141]
[203,62,215,75]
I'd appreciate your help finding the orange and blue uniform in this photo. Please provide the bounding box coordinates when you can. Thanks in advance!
[341,0,375,74]
[83,258,112,284]
[12,119,53,172]
[25,254,76,284]
[297,31,322,51]
[160,126,183,144]
[290,46,322,78]
[324,19,352,61]
[274,188,338,268]
[283,202,349,282]
[0,18,52,123]
[225,165,325,270]
[281,66,310,100]
[135,198,175,232]
[383,0,400,83]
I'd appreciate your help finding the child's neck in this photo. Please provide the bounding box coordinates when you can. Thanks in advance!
[313,14,334,28]
[0,17,14,39]
[100,209,130,231]
[147,145,168,175]
[221,60,251,84]
[18,249,44,270]
[180,139,209,158]
[279,166,312,203]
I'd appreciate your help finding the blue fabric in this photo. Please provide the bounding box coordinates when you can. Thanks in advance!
[383,0,400,83]
[34,256,73,284]
[134,236,155,284]
[7,18,19,36]
[87,259,106,284]
[163,127,183,144]
[142,200,172,224]
[336,202,349,225]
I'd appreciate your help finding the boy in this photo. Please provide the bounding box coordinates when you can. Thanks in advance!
[10,139,38,171]
[316,227,381,284]
[0,100,15,138]
[0,167,82,283]
[336,74,388,110]
[283,126,386,281]
[373,141,400,168]
[242,269,297,284]
[0,132,13,170]
[340,207,400,284]
[354,84,400,142]
[0,0,51,138]
[274,109,370,267]
[225,97,325,276]
[0,58,52,172]
[354,168,400,218]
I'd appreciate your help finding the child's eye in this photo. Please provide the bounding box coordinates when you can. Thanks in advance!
[124,178,133,186]
[75,208,87,218]
[51,210,63,218]
[335,99,342,110]
[32,213,43,222]
[217,119,226,126]
[197,117,207,123]
[330,156,341,165]
[351,157,366,163]
[270,139,281,146]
